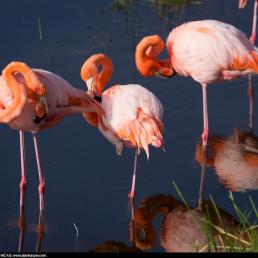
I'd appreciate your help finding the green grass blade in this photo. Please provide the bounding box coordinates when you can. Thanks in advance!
[172,181,190,210]
[249,196,258,218]
[209,195,222,223]
[37,17,43,41]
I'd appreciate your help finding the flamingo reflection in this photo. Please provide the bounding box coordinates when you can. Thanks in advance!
[88,199,142,253]
[18,207,45,253]
[129,193,244,252]
[195,128,258,192]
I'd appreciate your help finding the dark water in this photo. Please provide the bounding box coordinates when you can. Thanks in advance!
[0,0,258,253]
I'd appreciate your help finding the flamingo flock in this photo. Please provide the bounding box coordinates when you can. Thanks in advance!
[1,2,258,213]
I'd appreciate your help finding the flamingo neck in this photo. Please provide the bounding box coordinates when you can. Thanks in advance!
[135,35,174,77]
[81,54,113,96]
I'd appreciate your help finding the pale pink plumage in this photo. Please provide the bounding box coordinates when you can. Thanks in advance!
[0,69,101,132]
[0,62,103,211]
[81,53,164,199]
[97,84,164,159]
[136,19,258,147]
[166,20,258,83]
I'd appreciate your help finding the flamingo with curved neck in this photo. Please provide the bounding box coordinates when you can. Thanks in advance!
[0,61,103,211]
[135,20,258,147]
[81,53,164,199]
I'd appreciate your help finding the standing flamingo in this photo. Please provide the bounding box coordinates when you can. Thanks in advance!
[135,19,258,146]
[0,61,103,211]
[239,0,258,131]
[80,53,164,199]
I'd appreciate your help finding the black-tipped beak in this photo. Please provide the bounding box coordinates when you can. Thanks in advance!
[154,71,176,79]
[93,92,102,103]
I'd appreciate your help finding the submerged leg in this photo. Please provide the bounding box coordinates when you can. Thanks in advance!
[128,149,138,199]
[19,130,27,207]
[18,205,26,253]
[248,74,254,132]
[35,211,45,253]
[32,133,45,211]
[197,146,208,211]
[201,84,209,147]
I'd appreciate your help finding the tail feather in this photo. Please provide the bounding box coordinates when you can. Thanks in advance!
[118,108,164,159]
[250,50,258,71]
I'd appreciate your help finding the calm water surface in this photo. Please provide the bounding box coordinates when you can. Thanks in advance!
[0,0,258,252]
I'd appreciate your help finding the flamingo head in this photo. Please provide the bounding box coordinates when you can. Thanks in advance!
[135,35,174,78]
[81,54,113,100]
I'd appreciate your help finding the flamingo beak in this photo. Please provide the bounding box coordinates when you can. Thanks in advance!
[86,76,95,94]
[86,76,102,102]
[154,71,175,79]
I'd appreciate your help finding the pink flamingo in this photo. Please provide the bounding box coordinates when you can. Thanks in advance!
[0,61,103,211]
[135,19,258,146]
[239,0,258,131]
[80,53,164,199]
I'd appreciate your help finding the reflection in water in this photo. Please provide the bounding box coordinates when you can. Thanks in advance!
[247,75,254,132]
[88,199,142,253]
[197,145,208,211]
[195,128,258,192]
[18,207,45,253]
[89,240,141,252]
[129,194,240,252]
[18,206,26,253]
[35,212,45,253]
[111,0,203,23]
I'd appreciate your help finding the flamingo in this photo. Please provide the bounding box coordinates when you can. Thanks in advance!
[239,0,258,131]
[0,61,103,211]
[135,19,258,146]
[80,53,164,199]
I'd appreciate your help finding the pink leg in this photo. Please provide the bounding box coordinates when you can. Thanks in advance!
[248,74,254,132]
[19,130,27,207]
[128,149,138,199]
[249,0,258,44]
[32,133,45,211]
[18,204,26,253]
[197,146,208,211]
[201,84,209,147]
[35,211,45,253]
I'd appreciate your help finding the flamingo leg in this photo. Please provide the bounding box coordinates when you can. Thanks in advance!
[197,146,208,211]
[35,211,45,253]
[201,84,209,147]
[128,149,138,199]
[19,130,27,207]
[32,133,45,211]
[129,198,136,246]
[248,74,254,132]
[18,205,26,253]
[250,0,258,44]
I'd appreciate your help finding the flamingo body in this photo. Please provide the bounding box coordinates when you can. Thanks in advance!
[97,84,163,158]
[136,19,258,146]
[166,20,258,83]
[81,53,164,198]
[0,68,101,132]
[0,61,103,211]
